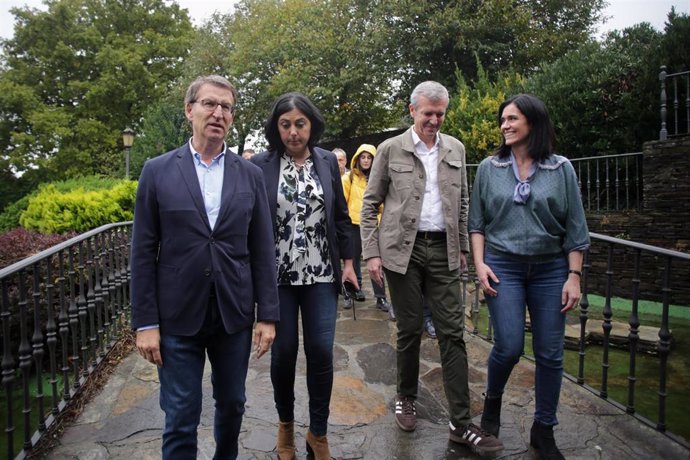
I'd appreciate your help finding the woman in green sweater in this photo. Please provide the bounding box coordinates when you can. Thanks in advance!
[468,94,590,460]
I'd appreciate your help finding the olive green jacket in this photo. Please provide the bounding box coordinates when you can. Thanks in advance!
[360,127,470,274]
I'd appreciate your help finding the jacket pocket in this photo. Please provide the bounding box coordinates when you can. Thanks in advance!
[443,159,464,187]
[389,163,414,191]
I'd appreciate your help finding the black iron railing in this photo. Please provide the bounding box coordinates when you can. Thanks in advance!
[570,153,643,212]
[466,232,690,448]
[467,152,644,212]
[659,66,690,140]
[0,223,132,460]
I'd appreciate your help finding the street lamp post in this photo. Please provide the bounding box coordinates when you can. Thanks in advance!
[122,128,135,180]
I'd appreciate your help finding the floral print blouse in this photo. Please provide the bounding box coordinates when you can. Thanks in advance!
[275,153,334,285]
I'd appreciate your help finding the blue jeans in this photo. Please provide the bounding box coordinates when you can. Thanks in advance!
[484,251,568,426]
[158,299,252,460]
[351,224,387,299]
[271,283,338,436]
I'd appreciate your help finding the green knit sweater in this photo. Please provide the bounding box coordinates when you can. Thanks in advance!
[468,154,590,262]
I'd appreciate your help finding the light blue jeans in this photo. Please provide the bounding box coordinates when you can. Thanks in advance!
[483,251,568,426]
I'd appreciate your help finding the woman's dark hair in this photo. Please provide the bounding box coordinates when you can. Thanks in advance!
[494,93,556,162]
[264,92,325,154]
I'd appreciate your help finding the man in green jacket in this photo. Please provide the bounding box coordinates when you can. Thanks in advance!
[360,81,503,455]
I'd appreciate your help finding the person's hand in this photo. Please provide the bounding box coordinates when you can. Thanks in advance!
[459,252,468,273]
[561,276,581,313]
[366,257,384,287]
[475,261,499,297]
[341,261,359,290]
[136,328,162,366]
[253,321,276,359]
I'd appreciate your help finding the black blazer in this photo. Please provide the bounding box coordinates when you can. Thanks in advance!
[251,147,353,288]
[130,143,279,335]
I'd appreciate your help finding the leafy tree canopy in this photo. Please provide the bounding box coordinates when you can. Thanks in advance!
[200,0,400,147]
[0,0,195,179]
[374,0,606,99]
[444,62,525,164]
[525,23,666,157]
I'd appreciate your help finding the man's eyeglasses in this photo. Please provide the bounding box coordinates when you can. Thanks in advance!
[193,99,235,115]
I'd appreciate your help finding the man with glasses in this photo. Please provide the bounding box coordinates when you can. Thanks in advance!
[131,75,279,459]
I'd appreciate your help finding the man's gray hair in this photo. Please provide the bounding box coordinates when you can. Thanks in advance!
[332,147,347,158]
[184,75,238,106]
[410,81,449,107]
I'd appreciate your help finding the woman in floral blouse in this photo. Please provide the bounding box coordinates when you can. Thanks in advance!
[251,92,357,460]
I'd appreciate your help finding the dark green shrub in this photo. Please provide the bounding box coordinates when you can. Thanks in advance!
[0,195,30,232]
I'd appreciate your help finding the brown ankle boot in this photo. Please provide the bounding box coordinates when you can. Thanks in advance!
[276,421,295,460]
[305,430,331,460]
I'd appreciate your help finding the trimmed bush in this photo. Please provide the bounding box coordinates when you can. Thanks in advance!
[19,180,137,234]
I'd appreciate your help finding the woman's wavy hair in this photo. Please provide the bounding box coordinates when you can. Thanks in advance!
[494,93,556,162]
[264,92,325,154]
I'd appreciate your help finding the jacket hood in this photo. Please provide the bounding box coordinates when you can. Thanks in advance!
[350,143,377,172]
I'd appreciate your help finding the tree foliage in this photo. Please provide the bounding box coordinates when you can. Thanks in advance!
[128,91,191,179]
[180,0,403,149]
[1,0,670,188]
[0,0,195,180]
[374,0,606,100]
[525,23,668,157]
[444,62,525,163]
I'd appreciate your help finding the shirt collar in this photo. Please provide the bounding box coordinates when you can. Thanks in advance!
[189,139,227,164]
[411,128,439,151]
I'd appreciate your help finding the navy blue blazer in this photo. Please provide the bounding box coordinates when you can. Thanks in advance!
[250,147,353,288]
[130,143,279,336]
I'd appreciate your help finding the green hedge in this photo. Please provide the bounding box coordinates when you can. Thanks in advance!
[19,180,137,234]
[0,195,31,233]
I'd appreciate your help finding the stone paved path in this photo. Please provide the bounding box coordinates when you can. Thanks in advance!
[49,285,689,459]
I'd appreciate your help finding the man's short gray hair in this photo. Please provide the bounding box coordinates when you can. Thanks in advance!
[184,75,238,106]
[410,81,449,107]
[332,148,346,158]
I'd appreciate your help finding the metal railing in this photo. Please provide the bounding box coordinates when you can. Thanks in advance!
[570,153,643,212]
[659,66,690,140]
[467,151,644,212]
[0,223,132,460]
[3,219,689,455]
[466,232,690,448]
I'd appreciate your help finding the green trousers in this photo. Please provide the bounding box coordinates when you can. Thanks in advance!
[384,236,471,428]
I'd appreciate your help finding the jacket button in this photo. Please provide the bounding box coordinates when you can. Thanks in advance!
[415,196,420,200]
[411,218,416,223]
[204,269,211,276]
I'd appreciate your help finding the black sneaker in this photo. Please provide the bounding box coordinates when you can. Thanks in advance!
[449,422,503,453]
[376,298,391,312]
[424,318,437,339]
[354,289,366,302]
[395,396,417,432]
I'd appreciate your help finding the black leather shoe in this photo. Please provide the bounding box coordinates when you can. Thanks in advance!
[388,305,396,321]
[424,319,436,339]
[530,420,565,460]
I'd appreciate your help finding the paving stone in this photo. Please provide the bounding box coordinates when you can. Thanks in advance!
[46,288,689,460]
